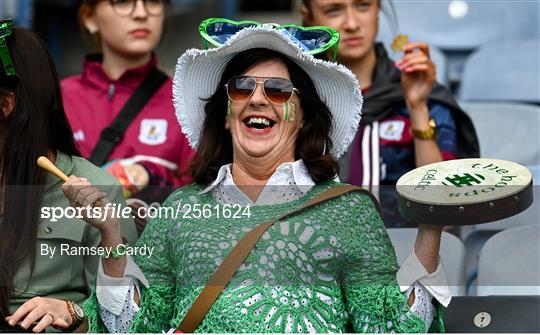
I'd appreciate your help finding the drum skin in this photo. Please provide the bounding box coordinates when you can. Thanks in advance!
[396,159,534,226]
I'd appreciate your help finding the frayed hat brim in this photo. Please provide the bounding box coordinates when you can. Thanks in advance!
[173,27,362,159]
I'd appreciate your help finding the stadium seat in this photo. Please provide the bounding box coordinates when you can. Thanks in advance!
[476,225,540,296]
[459,39,540,103]
[463,189,538,294]
[379,1,540,51]
[458,102,539,293]
[378,1,540,86]
[0,0,33,27]
[460,102,540,167]
[0,1,15,20]
[463,230,494,295]
[463,184,539,237]
[387,228,467,296]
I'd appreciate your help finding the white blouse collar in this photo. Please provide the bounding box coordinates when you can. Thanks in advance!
[199,159,317,205]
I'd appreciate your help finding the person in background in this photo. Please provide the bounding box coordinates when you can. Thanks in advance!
[61,0,196,212]
[0,22,137,333]
[300,0,479,227]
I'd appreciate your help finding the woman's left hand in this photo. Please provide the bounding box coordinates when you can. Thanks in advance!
[4,297,72,332]
[395,42,436,111]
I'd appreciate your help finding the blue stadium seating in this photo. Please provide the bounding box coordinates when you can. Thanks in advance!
[463,191,539,295]
[460,102,540,166]
[387,228,467,296]
[378,1,540,85]
[379,0,540,51]
[476,225,540,296]
[0,0,33,27]
[458,101,539,294]
[459,39,540,103]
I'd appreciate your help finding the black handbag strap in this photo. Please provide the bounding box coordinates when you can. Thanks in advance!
[89,67,168,166]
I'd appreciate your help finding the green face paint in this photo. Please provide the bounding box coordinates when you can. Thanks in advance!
[227,98,233,117]
[285,101,296,123]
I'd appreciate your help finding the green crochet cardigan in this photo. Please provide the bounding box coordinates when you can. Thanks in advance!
[85,180,444,333]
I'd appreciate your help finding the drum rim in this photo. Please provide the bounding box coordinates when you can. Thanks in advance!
[396,181,531,205]
[396,181,534,226]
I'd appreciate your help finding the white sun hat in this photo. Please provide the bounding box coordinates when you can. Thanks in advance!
[173,26,362,159]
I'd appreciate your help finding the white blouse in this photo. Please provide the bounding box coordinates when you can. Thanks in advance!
[97,159,451,333]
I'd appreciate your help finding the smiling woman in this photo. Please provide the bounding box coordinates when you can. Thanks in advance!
[68,19,451,334]
[191,49,337,188]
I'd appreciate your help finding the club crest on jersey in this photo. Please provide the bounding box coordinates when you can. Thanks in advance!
[379,120,405,141]
[139,119,167,145]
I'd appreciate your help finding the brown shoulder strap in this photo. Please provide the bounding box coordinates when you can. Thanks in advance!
[176,184,376,333]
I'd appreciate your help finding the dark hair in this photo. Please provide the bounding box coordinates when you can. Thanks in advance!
[191,48,338,185]
[0,28,80,317]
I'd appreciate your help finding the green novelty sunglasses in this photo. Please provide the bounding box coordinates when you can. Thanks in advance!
[199,17,340,61]
[0,19,15,76]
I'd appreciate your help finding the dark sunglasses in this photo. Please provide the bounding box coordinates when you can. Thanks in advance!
[225,76,299,105]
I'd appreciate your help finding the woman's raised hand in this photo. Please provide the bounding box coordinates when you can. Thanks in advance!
[61,175,120,233]
[395,41,436,112]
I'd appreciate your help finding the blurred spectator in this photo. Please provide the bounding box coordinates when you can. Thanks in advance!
[61,0,196,210]
[0,23,137,332]
[300,0,479,227]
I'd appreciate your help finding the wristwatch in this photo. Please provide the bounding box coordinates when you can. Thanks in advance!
[412,118,437,140]
[64,300,84,332]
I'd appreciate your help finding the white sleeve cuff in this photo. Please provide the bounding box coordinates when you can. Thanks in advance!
[96,255,149,315]
[396,252,452,307]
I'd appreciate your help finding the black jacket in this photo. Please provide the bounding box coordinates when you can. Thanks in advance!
[361,43,480,158]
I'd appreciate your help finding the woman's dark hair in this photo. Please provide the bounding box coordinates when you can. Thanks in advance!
[191,48,338,184]
[0,28,80,317]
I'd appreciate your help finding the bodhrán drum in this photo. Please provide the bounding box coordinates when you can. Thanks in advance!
[396,158,533,226]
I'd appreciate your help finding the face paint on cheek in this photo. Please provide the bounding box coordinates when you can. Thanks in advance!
[227,98,233,117]
[284,101,297,123]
